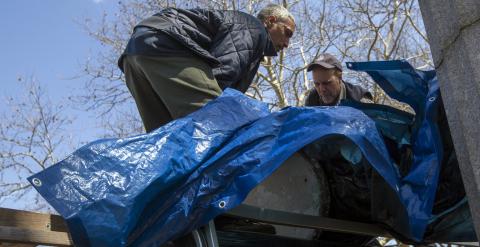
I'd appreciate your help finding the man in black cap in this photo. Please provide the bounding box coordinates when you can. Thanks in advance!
[304,53,372,106]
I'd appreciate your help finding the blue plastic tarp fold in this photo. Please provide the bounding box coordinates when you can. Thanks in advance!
[347,61,442,239]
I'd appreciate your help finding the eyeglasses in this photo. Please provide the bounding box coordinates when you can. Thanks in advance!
[278,22,294,38]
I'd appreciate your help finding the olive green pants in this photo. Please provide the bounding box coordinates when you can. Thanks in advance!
[123,55,222,132]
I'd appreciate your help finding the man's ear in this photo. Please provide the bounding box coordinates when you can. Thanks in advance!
[335,70,343,80]
[266,16,277,28]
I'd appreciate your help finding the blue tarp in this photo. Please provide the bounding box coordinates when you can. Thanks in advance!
[29,60,445,246]
[347,60,442,239]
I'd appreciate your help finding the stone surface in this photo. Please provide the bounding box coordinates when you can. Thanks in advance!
[243,152,329,239]
[419,0,480,241]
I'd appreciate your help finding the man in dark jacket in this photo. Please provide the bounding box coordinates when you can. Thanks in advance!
[119,4,295,132]
[304,53,372,106]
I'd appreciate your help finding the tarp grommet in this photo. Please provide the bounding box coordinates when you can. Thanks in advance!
[32,178,42,187]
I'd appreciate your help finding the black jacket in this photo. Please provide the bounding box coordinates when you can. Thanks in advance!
[304,81,373,106]
[119,8,277,93]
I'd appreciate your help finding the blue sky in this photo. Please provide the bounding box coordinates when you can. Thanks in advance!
[0,0,123,209]
[1,0,119,143]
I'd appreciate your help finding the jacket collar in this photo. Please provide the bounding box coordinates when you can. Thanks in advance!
[264,30,278,56]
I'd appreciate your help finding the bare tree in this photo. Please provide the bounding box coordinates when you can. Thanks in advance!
[0,76,72,212]
[76,0,431,133]
[335,0,431,109]
[99,105,145,138]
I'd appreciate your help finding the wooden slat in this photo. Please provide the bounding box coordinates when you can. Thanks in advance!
[0,208,68,233]
[0,226,72,246]
[0,243,36,247]
[0,208,72,246]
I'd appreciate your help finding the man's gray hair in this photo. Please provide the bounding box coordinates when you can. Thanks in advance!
[257,4,295,23]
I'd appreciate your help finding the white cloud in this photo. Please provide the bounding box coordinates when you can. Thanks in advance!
[92,0,104,3]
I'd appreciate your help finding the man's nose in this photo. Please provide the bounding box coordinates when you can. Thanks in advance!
[319,86,328,93]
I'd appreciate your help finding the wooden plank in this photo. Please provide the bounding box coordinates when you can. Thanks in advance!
[0,208,72,246]
[0,226,72,246]
[0,208,68,233]
[0,243,36,247]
